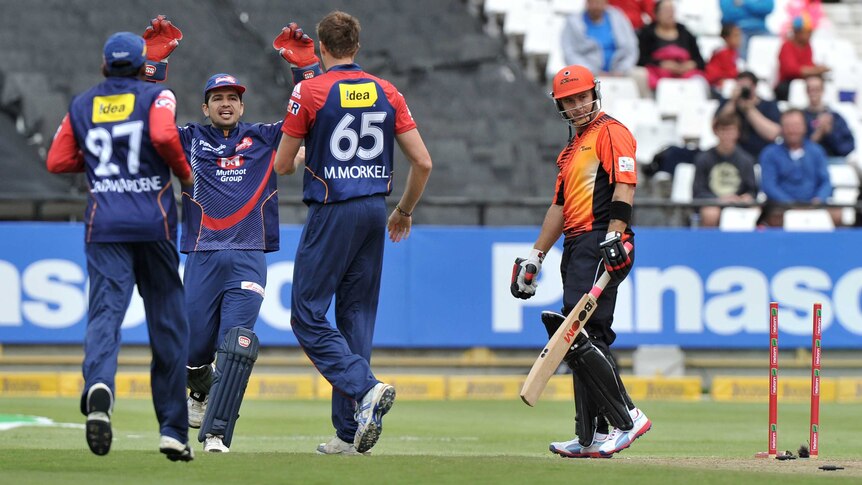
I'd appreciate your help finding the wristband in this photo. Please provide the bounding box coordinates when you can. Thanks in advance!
[396,205,412,217]
[609,200,632,225]
[145,61,169,82]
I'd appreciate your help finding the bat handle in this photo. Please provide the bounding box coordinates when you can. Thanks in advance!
[524,264,537,285]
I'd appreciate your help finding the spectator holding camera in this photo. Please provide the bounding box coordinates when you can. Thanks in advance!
[715,71,781,158]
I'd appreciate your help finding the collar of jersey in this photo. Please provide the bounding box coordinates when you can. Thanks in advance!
[327,63,362,72]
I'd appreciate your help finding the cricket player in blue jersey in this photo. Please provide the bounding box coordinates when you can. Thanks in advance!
[46,32,194,461]
[141,16,321,453]
[274,11,433,455]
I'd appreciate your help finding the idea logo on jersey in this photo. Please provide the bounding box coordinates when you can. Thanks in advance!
[217,155,245,169]
[339,82,378,108]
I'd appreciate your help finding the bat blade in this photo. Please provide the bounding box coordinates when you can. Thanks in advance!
[518,241,631,407]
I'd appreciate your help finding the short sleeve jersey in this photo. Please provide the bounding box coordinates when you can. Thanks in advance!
[281,63,416,204]
[177,121,282,253]
[553,113,638,237]
[67,77,178,243]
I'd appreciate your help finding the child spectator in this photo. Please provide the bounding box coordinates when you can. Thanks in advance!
[705,23,742,92]
[775,14,830,101]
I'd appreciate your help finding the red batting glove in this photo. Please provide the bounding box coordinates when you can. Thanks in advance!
[143,15,183,61]
[273,22,319,68]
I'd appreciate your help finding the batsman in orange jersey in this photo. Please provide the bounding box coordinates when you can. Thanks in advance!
[511,65,651,458]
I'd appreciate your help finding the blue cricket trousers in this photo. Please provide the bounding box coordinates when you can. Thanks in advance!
[291,195,386,442]
[184,250,267,366]
[83,241,188,443]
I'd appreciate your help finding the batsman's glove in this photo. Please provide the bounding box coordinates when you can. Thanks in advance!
[510,249,545,299]
[142,15,182,82]
[599,232,632,282]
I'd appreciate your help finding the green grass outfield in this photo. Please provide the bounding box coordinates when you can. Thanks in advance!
[1,397,859,484]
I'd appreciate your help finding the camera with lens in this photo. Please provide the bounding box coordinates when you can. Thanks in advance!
[739,86,752,99]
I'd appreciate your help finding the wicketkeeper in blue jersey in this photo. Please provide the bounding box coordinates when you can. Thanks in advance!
[274,11,433,455]
[141,16,321,453]
[46,31,194,461]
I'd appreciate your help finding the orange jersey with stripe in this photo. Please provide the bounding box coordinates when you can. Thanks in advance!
[553,113,637,237]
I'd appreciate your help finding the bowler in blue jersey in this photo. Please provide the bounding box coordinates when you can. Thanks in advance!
[274,11,433,455]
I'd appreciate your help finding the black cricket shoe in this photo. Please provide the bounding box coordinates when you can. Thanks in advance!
[85,383,113,456]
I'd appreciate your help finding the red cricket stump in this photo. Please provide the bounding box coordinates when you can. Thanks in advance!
[768,301,779,458]
[810,303,822,460]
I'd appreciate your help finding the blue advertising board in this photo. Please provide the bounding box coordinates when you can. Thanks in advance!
[1,222,860,349]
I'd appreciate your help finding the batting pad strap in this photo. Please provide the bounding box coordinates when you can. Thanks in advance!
[198,327,259,447]
[609,200,632,225]
[187,364,214,395]
[145,61,169,82]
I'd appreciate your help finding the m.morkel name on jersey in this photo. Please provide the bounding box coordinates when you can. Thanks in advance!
[323,165,388,179]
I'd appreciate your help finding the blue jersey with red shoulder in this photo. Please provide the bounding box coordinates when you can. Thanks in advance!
[67,77,178,242]
[281,63,417,204]
[178,121,282,253]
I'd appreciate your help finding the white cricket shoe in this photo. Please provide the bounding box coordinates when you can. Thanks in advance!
[354,382,396,453]
[316,436,366,455]
[204,434,230,453]
[187,393,207,429]
[549,434,611,458]
[596,408,652,456]
[159,435,195,462]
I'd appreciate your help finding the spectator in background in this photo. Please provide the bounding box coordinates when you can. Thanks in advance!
[803,73,855,161]
[715,71,781,158]
[759,109,834,226]
[609,0,655,30]
[562,0,640,78]
[637,0,706,91]
[705,23,742,94]
[719,0,774,59]
[775,14,830,101]
[693,112,758,227]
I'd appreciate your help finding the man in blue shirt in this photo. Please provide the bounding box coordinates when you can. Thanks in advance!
[759,109,834,226]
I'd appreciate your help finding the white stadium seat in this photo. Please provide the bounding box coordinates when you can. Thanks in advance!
[670,162,696,204]
[655,78,709,119]
[719,207,762,231]
[633,120,679,164]
[697,35,725,63]
[746,35,781,88]
[676,99,719,146]
[783,209,835,231]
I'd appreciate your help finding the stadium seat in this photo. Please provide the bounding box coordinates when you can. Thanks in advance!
[783,209,835,231]
[765,0,792,35]
[670,162,696,204]
[603,98,661,130]
[719,207,762,231]
[676,0,721,36]
[676,99,719,145]
[747,35,782,88]
[523,13,564,82]
[600,77,641,101]
[633,120,679,164]
[550,0,585,15]
[655,78,709,119]
[697,35,725,63]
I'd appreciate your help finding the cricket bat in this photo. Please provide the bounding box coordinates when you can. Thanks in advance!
[519,241,631,407]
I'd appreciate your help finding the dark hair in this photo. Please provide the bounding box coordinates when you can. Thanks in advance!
[317,11,360,59]
[720,23,739,39]
[736,71,758,84]
[713,111,741,130]
[102,63,146,79]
